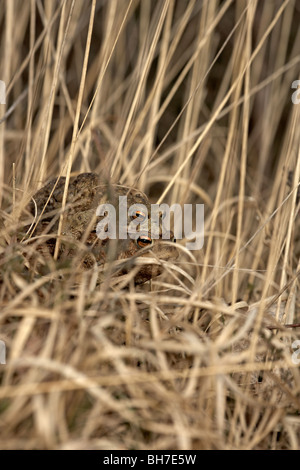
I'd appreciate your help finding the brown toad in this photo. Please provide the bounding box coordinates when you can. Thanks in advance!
[24,173,177,284]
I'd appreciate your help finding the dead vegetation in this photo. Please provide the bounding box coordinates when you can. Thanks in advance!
[0,0,300,450]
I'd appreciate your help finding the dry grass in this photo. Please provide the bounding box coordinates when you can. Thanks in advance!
[0,0,300,450]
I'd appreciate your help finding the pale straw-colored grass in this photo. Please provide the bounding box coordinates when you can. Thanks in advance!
[0,0,300,450]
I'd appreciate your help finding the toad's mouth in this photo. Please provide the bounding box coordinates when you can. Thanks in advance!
[101,247,178,284]
[89,235,178,284]
[123,238,178,283]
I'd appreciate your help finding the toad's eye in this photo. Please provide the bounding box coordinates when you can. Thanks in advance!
[131,210,146,222]
[160,210,166,220]
[136,235,152,248]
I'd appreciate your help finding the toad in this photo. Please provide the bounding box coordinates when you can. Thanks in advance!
[24,173,177,284]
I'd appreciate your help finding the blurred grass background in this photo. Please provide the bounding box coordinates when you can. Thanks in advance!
[0,0,300,450]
